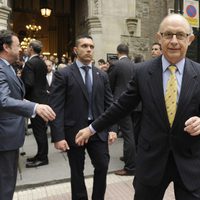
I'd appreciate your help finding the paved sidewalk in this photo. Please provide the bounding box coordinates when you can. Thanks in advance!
[14,174,175,200]
[14,133,175,199]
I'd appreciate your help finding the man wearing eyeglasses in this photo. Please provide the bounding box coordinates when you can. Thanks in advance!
[75,14,200,200]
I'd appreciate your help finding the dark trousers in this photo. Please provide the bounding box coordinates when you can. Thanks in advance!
[0,149,19,200]
[119,115,136,172]
[67,137,110,200]
[133,153,200,200]
[30,115,48,161]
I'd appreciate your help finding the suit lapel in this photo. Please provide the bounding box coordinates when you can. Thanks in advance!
[70,63,89,101]
[173,59,197,129]
[5,64,25,94]
[91,66,100,99]
[148,58,169,126]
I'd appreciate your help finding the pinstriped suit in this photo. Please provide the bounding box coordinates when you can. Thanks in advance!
[92,56,200,199]
[0,59,36,200]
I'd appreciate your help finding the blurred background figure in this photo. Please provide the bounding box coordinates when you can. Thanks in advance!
[108,43,136,176]
[45,59,54,95]
[98,58,109,72]
[21,40,49,168]
[151,42,162,58]
[134,54,145,63]
[22,48,29,63]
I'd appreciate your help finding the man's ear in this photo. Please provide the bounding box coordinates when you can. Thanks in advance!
[73,47,77,55]
[3,43,10,52]
[156,32,162,43]
[188,34,195,45]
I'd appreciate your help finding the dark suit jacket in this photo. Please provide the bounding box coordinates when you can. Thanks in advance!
[49,62,113,146]
[108,57,134,100]
[21,55,48,104]
[92,56,200,191]
[0,59,35,150]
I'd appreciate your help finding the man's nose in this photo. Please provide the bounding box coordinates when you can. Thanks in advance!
[170,34,178,43]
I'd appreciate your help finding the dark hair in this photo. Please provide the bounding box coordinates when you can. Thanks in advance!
[75,35,93,46]
[117,43,129,55]
[0,30,17,52]
[134,54,144,63]
[98,59,106,64]
[152,42,162,50]
[29,40,43,54]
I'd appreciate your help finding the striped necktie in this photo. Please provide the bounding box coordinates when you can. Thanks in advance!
[165,65,177,127]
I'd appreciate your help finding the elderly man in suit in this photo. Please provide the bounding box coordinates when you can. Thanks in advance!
[108,43,136,176]
[22,40,50,168]
[49,35,116,200]
[0,30,55,200]
[76,14,200,200]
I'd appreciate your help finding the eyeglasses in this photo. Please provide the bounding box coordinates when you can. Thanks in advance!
[160,32,190,40]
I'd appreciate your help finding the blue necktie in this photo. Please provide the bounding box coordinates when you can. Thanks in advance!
[82,66,93,120]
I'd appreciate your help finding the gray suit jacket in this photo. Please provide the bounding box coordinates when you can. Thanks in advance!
[0,59,36,151]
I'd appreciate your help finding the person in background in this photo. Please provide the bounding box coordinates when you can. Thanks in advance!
[0,29,55,200]
[98,58,109,72]
[49,35,117,200]
[108,43,136,176]
[151,42,162,58]
[49,55,56,71]
[45,59,54,95]
[21,40,50,168]
[134,54,145,63]
[75,14,200,200]
[22,48,29,63]
[54,57,59,70]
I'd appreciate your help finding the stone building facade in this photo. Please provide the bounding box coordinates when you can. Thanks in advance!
[75,0,174,61]
[1,0,194,62]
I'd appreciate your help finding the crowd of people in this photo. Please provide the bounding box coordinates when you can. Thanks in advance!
[1,13,200,200]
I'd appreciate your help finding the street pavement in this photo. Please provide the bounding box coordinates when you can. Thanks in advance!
[14,131,175,199]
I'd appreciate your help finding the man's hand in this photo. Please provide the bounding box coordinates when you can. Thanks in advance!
[36,104,56,122]
[54,140,70,151]
[184,116,200,136]
[108,131,117,145]
[75,127,93,146]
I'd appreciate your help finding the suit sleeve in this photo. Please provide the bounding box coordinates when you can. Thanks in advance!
[0,70,36,117]
[49,70,67,142]
[108,64,117,93]
[92,68,141,132]
[21,62,35,99]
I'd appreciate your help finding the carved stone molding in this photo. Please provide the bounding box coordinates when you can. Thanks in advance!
[93,0,100,15]
[126,18,138,36]
[86,16,102,34]
[0,6,11,29]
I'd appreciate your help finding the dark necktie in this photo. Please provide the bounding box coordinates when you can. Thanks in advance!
[81,66,93,120]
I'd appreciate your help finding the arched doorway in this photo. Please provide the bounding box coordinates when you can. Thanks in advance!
[11,0,76,59]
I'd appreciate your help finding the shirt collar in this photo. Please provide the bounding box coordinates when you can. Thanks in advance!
[29,54,38,60]
[119,55,127,60]
[76,60,92,69]
[162,55,185,75]
[0,58,10,66]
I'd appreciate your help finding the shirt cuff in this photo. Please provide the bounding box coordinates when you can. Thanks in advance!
[32,103,38,118]
[89,124,96,134]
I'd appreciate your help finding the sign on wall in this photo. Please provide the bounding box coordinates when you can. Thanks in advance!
[183,0,199,28]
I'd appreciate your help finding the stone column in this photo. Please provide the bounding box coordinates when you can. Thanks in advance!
[0,0,11,30]
[87,0,138,62]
